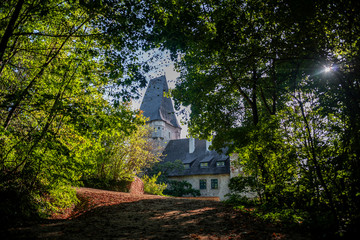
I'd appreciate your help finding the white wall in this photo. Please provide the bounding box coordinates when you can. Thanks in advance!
[149,121,165,139]
[169,174,231,200]
[229,153,258,199]
[149,120,181,142]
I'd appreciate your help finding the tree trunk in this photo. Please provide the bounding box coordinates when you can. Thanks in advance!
[0,0,24,63]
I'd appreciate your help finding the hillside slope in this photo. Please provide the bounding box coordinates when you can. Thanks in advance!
[4,187,308,239]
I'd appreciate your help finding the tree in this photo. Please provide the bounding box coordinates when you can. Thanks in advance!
[0,0,156,220]
[148,0,360,235]
[93,111,163,182]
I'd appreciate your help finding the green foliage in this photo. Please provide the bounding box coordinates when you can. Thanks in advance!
[82,177,133,192]
[142,172,167,196]
[43,185,79,215]
[223,193,258,208]
[225,195,307,229]
[254,208,307,226]
[228,175,260,196]
[0,0,160,221]
[146,159,184,183]
[150,0,360,236]
[163,180,200,197]
[0,177,41,222]
[146,160,199,197]
[91,112,162,182]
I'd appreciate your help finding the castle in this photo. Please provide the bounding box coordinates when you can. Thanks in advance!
[140,75,238,200]
[140,75,181,142]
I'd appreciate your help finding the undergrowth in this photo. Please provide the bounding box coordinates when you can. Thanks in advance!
[223,193,357,239]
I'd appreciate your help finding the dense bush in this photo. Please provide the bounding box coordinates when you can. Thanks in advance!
[0,0,158,222]
[0,174,78,226]
[142,173,167,196]
[163,180,200,197]
[145,161,200,197]
[82,178,133,193]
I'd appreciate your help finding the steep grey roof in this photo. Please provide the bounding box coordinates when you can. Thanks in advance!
[162,139,230,177]
[140,76,181,129]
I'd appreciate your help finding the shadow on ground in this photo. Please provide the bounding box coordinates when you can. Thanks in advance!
[3,197,307,240]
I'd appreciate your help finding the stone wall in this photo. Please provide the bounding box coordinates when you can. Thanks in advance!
[129,177,144,195]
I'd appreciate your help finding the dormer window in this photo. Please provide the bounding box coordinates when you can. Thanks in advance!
[200,162,209,168]
[216,161,225,167]
[200,155,213,168]
[183,156,196,169]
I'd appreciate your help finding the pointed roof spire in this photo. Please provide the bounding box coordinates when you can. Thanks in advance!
[140,75,181,129]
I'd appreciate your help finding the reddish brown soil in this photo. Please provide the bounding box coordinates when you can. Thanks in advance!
[3,188,309,239]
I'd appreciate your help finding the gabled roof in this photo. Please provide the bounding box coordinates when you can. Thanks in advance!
[183,155,197,164]
[200,155,214,163]
[140,75,181,129]
[162,138,230,177]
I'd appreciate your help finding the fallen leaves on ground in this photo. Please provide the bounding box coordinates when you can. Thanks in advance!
[4,187,309,240]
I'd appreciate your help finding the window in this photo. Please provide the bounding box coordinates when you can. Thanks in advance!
[184,164,190,169]
[216,161,225,167]
[199,179,206,189]
[211,179,218,189]
[200,162,209,168]
[169,132,171,138]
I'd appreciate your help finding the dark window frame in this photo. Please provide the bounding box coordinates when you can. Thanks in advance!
[199,179,206,189]
[211,179,218,189]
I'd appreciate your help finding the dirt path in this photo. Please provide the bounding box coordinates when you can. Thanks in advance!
[4,188,308,239]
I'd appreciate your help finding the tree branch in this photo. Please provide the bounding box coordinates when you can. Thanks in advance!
[0,0,24,63]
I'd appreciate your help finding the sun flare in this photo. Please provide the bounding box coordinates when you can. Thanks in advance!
[324,66,332,72]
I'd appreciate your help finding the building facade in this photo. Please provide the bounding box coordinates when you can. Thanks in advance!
[140,75,238,200]
[161,138,232,200]
[140,75,181,143]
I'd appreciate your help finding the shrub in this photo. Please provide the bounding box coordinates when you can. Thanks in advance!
[82,177,132,192]
[163,180,200,197]
[0,175,78,226]
[228,175,259,195]
[142,173,167,196]
[224,193,258,207]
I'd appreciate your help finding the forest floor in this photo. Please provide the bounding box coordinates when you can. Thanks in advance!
[3,187,309,240]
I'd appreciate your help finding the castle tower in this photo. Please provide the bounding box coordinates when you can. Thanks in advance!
[140,75,181,142]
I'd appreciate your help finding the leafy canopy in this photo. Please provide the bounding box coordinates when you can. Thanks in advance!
[0,0,160,219]
[149,0,360,235]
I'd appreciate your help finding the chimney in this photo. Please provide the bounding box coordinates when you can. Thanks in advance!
[206,140,212,151]
[189,138,195,153]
